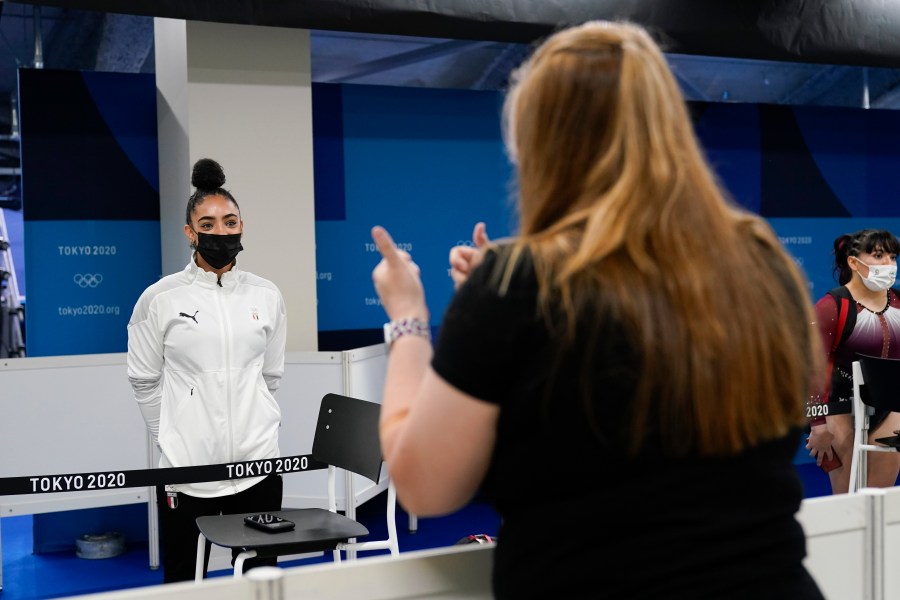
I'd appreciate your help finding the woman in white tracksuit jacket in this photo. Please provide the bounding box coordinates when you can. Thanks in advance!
[127,158,287,582]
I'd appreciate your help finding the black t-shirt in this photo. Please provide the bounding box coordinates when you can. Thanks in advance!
[432,246,823,600]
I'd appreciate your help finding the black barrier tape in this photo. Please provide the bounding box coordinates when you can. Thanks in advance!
[0,455,327,496]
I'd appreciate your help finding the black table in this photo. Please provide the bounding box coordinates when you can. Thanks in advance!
[195,508,370,580]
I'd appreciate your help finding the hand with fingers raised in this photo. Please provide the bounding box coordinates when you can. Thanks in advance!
[371,226,429,323]
[449,222,490,290]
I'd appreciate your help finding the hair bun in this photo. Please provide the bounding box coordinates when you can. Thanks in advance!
[191,158,226,190]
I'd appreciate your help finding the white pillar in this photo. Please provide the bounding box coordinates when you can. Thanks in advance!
[154,18,318,351]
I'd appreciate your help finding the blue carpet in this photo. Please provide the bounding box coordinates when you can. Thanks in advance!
[0,493,501,598]
[0,513,164,599]
[795,462,835,499]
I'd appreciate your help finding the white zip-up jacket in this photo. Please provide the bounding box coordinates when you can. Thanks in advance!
[126,259,287,497]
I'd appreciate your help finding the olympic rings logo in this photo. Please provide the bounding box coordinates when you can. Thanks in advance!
[73,273,103,288]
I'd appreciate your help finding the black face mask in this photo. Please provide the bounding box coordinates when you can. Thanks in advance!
[195,232,243,269]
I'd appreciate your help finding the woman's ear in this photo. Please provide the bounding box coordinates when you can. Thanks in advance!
[184,224,196,248]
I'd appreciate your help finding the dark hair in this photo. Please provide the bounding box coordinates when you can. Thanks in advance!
[185,158,240,226]
[833,228,900,285]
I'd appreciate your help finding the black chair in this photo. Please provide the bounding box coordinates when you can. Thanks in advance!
[848,354,900,493]
[194,393,399,580]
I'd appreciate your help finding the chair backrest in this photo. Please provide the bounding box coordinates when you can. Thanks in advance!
[856,353,900,411]
[848,354,900,493]
[313,394,400,561]
[312,393,384,484]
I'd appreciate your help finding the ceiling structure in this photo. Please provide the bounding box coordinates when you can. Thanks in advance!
[0,0,899,206]
[0,2,896,117]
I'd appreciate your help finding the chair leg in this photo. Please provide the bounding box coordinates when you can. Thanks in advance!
[233,550,257,578]
[195,533,207,582]
[850,361,870,494]
[387,483,400,555]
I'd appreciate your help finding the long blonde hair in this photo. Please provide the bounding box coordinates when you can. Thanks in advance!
[501,20,822,456]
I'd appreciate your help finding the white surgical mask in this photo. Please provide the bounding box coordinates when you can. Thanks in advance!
[856,259,897,292]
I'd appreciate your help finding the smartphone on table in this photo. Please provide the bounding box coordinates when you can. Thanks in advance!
[243,513,295,533]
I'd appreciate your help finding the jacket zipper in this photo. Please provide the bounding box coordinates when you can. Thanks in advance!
[214,281,236,488]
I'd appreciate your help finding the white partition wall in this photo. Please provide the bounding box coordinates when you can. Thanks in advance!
[61,544,494,600]
[278,544,493,599]
[798,491,875,600]
[881,487,900,599]
[0,354,150,517]
[343,343,388,401]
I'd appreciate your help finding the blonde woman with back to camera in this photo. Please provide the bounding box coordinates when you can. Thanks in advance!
[371,20,825,599]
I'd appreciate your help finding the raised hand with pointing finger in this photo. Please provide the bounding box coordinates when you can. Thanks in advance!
[370,225,429,323]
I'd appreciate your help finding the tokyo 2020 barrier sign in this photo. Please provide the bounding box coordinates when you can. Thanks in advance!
[0,455,324,496]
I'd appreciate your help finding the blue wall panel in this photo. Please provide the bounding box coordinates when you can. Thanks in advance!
[23,220,159,355]
[18,68,160,357]
[13,76,900,356]
[314,84,514,349]
[313,89,900,351]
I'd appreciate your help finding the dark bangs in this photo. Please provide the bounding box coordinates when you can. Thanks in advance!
[861,229,900,255]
